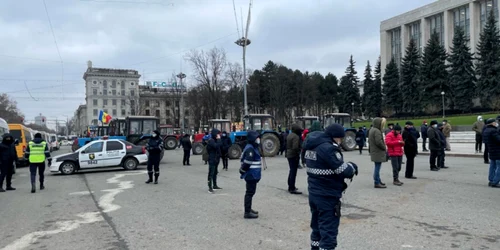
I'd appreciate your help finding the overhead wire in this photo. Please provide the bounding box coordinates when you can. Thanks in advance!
[42,0,65,100]
[80,0,174,5]
[23,81,40,101]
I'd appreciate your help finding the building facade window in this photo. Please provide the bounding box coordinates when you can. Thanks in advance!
[112,109,117,116]
[112,89,116,95]
[155,110,160,117]
[103,89,108,95]
[112,99,117,106]
[103,99,108,106]
[93,99,98,106]
[166,110,171,116]
[408,21,422,52]
[130,90,135,96]
[145,100,150,107]
[145,110,150,116]
[111,80,116,88]
[390,28,402,67]
[93,109,98,116]
[166,100,171,106]
[121,90,125,96]
[121,100,126,106]
[121,109,126,116]
[93,89,98,95]
[121,81,125,89]
[429,13,445,46]
[103,80,107,88]
[453,5,470,42]
[481,0,499,31]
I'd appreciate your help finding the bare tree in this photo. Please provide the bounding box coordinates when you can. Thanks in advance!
[185,47,228,119]
[125,94,142,116]
[0,93,24,123]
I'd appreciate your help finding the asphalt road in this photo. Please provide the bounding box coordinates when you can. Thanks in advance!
[1,146,499,250]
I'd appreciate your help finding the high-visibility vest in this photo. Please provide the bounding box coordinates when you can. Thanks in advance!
[28,141,47,163]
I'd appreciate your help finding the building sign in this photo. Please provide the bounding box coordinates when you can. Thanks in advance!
[146,81,186,89]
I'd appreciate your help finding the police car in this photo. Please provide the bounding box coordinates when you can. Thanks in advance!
[50,137,148,175]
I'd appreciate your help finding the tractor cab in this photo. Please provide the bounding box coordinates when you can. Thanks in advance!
[243,114,274,132]
[294,116,319,130]
[124,116,159,145]
[158,124,180,150]
[321,113,357,151]
[108,118,126,136]
[208,119,231,133]
[159,124,174,136]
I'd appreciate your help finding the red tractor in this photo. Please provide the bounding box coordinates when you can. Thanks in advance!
[192,119,231,155]
[158,124,181,150]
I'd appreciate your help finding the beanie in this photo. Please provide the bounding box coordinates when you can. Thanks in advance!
[486,118,496,124]
[393,124,402,131]
[34,133,42,139]
[430,120,438,126]
[324,124,345,138]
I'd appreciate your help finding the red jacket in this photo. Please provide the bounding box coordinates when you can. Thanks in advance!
[385,131,404,157]
[301,129,309,141]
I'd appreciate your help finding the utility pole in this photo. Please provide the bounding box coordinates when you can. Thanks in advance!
[235,0,252,116]
[176,72,186,133]
[56,118,59,134]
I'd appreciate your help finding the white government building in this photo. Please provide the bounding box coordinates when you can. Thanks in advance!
[380,0,499,77]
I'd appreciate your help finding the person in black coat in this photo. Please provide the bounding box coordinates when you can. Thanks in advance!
[483,118,500,187]
[402,121,418,179]
[0,134,18,192]
[355,127,366,154]
[437,124,448,169]
[279,131,286,155]
[206,129,222,193]
[420,121,428,151]
[181,134,192,166]
[220,131,232,170]
[146,130,164,184]
[427,120,441,171]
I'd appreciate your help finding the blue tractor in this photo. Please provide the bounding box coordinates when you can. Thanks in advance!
[232,114,281,158]
[72,116,165,160]
[321,113,357,151]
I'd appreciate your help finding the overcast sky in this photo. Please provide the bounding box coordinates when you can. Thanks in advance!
[0,0,435,128]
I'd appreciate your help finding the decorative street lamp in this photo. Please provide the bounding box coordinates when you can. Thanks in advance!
[235,0,253,117]
[441,91,445,118]
[176,72,186,133]
[351,102,355,116]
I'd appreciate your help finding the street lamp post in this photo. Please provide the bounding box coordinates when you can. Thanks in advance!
[351,102,355,117]
[441,91,445,118]
[176,72,187,133]
[235,0,253,117]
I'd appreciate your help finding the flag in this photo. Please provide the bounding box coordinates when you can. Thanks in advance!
[98,110,112,124]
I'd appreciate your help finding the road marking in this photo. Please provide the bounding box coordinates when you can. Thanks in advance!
[1,171,145,250]
[69,191,94,195]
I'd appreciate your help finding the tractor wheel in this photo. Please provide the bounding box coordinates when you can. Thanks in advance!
[192,142,204,155]
[341,131,357,151]
[261,133,280,157]
[164,137,178,150]
[228,144,242,159]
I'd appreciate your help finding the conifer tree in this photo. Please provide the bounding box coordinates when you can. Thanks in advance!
[362,61,376,117]
[372,57,383,117]
[448,26,476,112]
[382,58,402,114]
[338,55,361,114]
[420,32,448,111]
[475,9,500,107]
[400,39,422,114]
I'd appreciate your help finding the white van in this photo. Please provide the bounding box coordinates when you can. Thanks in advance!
[0,118,9,135]
[50,134,59,150]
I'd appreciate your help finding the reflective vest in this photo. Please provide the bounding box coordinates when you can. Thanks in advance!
[29,141,47,163]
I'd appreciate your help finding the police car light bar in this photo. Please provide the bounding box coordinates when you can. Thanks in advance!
[102,136,109,140]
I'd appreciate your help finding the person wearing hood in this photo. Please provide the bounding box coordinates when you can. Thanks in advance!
[239,130,262,219]
[303,123,358,250]
[355,127,366,155]
[286,123,303,194]
[368,117,388,188]
[145,130,163,184]
[402,121,418,179]
[206,128,222,193]
[483,118,500,188]
[24,133,52,193]
[473,116,485,153]
[385,124,405,186]
[220,131,232,171]
[0,134,18,192]
[427,120,442,171]
[180,133,192,166]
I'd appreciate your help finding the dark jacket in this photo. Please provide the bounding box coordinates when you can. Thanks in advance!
[240,131,261,181]
[484,125,500,160]
[427,126,442,151]
[304,131,356,198]
[0,134,18,170]
[437,128,446,150]
[286,124,302,159]
[368,118,387,163]
[402,128,418,156]
[420,124,428,138]
[180,135,192,150]
[355,130,366,146]
[206,129,222,165]
[220,132,232,154]
[147,135,164,155]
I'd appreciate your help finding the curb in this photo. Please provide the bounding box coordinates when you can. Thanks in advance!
[359,148,482,158]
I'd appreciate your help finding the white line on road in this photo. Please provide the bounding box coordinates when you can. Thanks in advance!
[69,191,94,195]
[1,171,146,250]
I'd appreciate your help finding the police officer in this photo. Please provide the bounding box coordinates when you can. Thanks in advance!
[303,124,358,250]
[206,128,222,193]
[146,130,163,184]
[24,133,51,193]
[180,133,192,166]
[220,131,232,170]
[239,130,261,219]
[0,134,18,192]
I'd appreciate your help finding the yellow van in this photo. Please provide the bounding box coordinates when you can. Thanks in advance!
[8,124,33,166]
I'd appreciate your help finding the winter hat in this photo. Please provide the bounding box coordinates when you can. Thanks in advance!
[405,121,413,125]
[388,123,394,127]
[35,133,42,139]
[438,123,443,128]
[325,124,345,138]
[486,118,496,124]
[393,124,402,131]
[430,120,438,126]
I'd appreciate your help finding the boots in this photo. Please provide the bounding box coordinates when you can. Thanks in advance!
[244,211,258,219]
[154,173,159,184]
[145,172,153,184]
[208,180,214,193]
[40,182,45,190]
[31,182,36,193]
[213,176,222,190]
[393,179,404,186]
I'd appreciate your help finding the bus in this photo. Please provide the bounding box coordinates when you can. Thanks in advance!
[8,123,33,166]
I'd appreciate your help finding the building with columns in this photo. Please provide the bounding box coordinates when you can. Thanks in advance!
[381,0,499,77]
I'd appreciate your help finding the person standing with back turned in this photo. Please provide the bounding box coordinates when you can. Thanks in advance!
[286,124,303,194]
[304,123,358,250]
[0,133,18,192]
[369,117,388,188]
[24,133,51,193]
[146,130,163,184]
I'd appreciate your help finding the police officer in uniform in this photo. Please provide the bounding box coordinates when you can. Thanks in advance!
[0,134,18,192]
[303,124,358,250]
[239,130,261,219]
[24,133,51,193]
[206,129,222,193]
[146,130,163,184]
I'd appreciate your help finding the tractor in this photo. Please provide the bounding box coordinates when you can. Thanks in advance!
[294,116,319,130]
[158,124,181,150]
[72,116,165,160]
[321,113,357,151]
[232,114,281,157]
[192,119,241,159]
